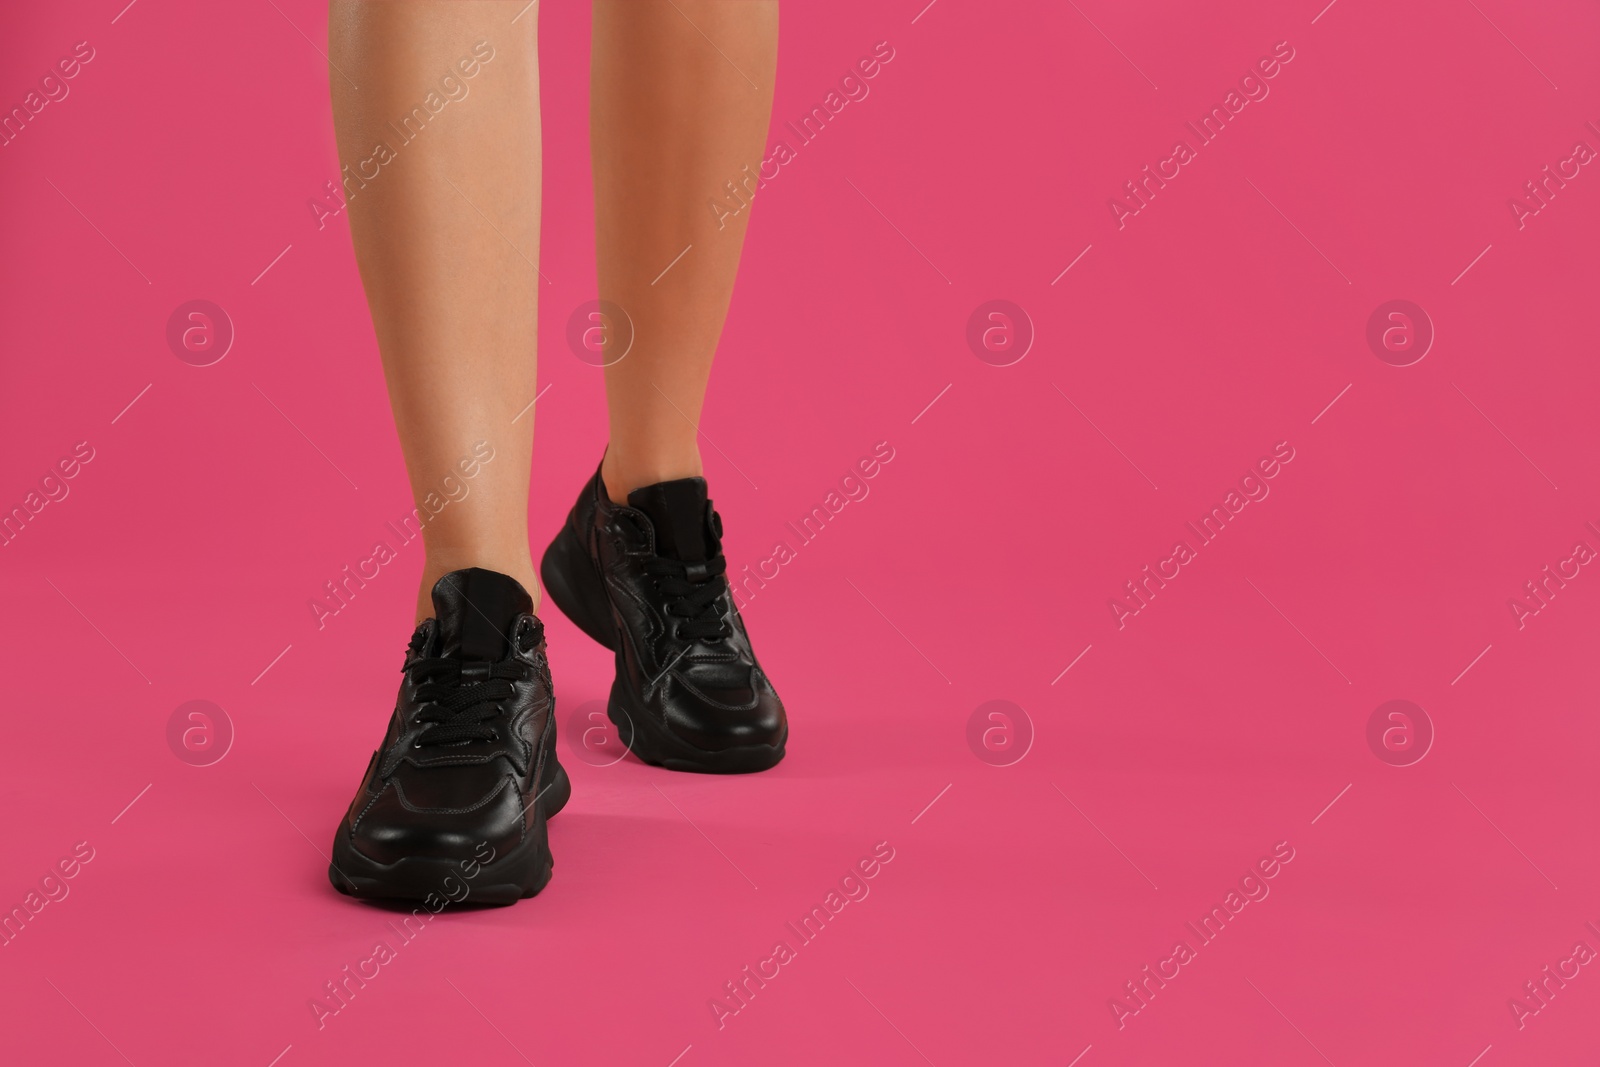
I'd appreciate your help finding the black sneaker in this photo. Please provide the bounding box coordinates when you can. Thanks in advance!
[329,568,570,904]
[541,464,787,773]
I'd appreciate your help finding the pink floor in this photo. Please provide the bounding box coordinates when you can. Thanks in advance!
[5,0,1600,1063]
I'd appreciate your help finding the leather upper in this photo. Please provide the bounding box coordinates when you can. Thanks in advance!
[342,575,558,865]
[569,468,786,753]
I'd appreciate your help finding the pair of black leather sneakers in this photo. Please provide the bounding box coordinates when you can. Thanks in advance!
[329,466,786,904]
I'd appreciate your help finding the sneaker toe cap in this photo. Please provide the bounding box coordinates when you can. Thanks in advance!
[346,776,526,865]
[655,673,787,753]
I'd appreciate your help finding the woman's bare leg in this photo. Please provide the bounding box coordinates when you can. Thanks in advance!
[590,0,778,502]
[330,0,541,618]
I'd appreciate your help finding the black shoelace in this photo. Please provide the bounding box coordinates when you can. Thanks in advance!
[409,658,524,745]
[647,554,732,641]
[405,622,540,746]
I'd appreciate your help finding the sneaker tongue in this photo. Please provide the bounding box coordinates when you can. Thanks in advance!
[628,477,712,562]
[430,568,532,661]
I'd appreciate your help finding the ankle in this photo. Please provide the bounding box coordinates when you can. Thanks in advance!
[601,447,704,505]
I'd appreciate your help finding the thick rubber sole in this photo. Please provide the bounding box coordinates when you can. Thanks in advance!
[542,522,786,773]
[540,522,619,650]
[328,759,570,906]
[608,674,786,774]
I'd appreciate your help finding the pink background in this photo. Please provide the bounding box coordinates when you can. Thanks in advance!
[4,0,1600,1063]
